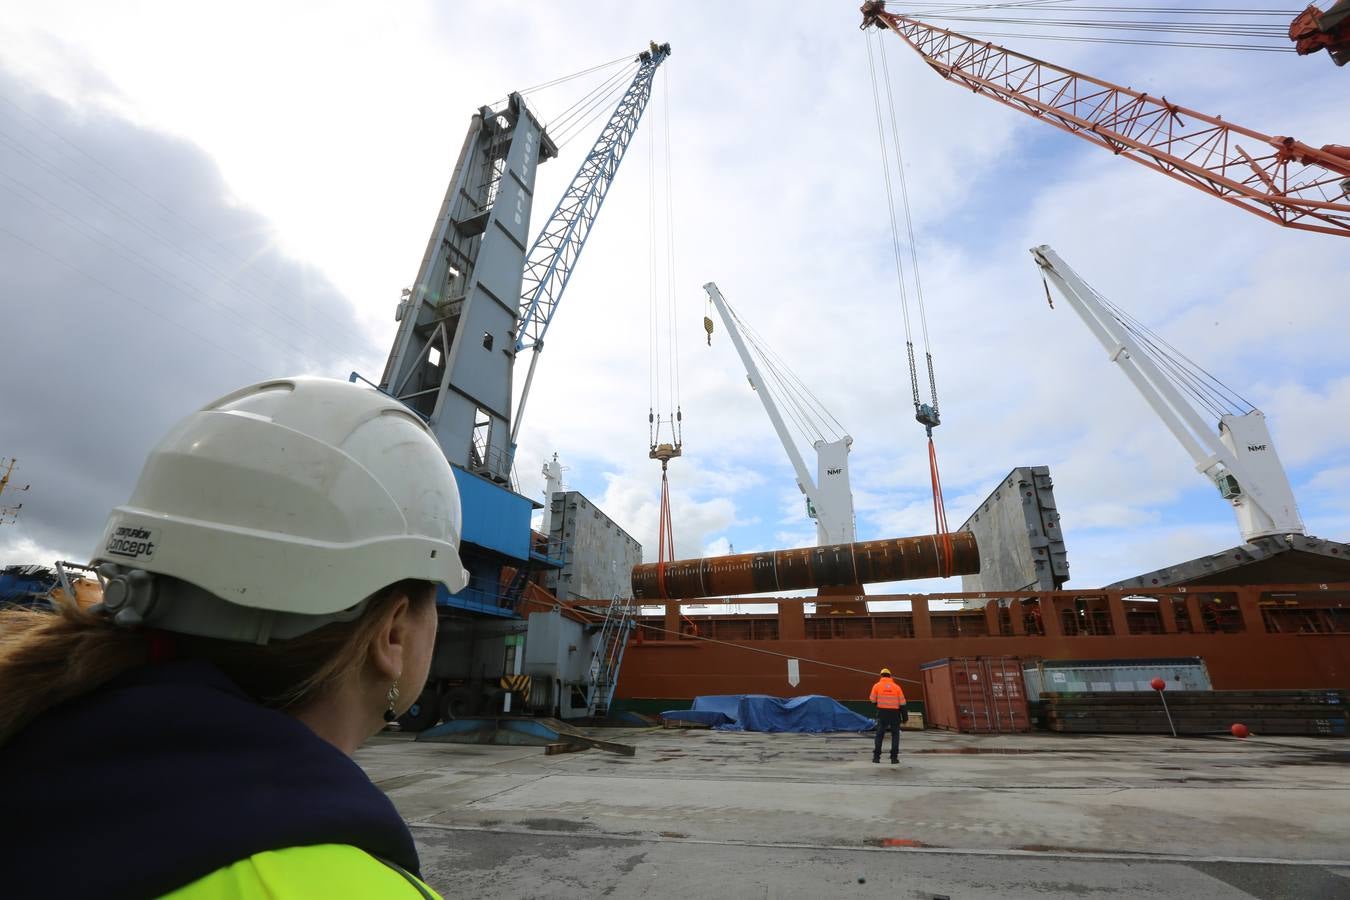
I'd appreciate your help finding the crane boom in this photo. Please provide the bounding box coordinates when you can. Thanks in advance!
[511,42,672,446]
[1032,245,1305,543]
[703,282,856,545]
[860,1,1350,237]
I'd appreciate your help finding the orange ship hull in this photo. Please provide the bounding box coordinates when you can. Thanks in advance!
[609,583,1350,701]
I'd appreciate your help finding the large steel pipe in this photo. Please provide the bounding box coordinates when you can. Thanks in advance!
[631,532,980,600]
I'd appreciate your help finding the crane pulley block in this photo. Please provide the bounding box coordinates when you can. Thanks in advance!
[1290,2,1350,66]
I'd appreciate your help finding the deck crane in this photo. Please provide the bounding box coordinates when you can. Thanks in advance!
[380,42,671,486]
[1032,245,1304,544]
[859,1,1350,238]
[702,282,857,547]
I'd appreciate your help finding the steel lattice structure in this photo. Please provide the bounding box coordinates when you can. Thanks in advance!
[860,2,1350,237]
[515,43,672,352]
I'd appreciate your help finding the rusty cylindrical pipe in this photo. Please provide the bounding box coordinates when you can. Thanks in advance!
[631,532,979,601]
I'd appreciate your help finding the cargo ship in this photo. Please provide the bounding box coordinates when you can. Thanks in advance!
[601,468,1350,712]
[607,581,1350,712]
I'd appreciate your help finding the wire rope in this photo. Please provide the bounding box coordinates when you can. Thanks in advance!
[877,34,941,416]
[518,53,635,95]
[726,299,849,445]
[552,66,641,148]
[663,68,683,419]
[733,302,847,437]
[947,28,1295,49]
[864,30,922,413]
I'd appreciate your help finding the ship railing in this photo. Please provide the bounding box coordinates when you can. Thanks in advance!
[605,582,1350,641]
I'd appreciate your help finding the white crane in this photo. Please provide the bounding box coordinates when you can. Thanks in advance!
[1032,245,1304,543]
[540,452,565,537]
[702,282,856,545]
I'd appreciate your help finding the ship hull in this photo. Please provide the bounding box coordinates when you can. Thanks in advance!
[612,584,1350,703]
[618,632,1350,701]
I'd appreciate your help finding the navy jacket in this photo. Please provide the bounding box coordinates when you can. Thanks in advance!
[0,659,419,900]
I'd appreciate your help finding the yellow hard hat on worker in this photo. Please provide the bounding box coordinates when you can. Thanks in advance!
[879,667,891,676]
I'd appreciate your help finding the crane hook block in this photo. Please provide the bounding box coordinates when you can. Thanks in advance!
[704,316,714,346]
[916,403,940,435]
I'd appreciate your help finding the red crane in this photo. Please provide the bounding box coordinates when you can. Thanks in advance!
[859,1,1350,238]
[1290,1,1350,66]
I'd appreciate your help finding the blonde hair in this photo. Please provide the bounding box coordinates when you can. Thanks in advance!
[0,579,434,748]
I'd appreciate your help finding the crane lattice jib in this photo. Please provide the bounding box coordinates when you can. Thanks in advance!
[859,3,1350,238]
[515,43,672,352]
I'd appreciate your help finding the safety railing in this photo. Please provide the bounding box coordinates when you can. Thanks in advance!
[627,583,1350,640]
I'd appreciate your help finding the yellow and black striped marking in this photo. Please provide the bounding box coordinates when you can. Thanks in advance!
[500,674,532,694]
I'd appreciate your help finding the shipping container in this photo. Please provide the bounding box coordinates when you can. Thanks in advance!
[1021,657,1212,700]
[920,656,1030,733]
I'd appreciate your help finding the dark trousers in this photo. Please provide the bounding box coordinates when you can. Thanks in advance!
[873,709,900,760]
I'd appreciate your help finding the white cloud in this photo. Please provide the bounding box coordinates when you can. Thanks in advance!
[0,534,70,568]
[2,1,1347,594]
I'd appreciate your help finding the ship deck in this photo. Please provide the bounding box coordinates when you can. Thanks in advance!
[358,726,1350,899]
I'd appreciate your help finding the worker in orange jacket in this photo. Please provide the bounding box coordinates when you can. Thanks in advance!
[869,667,908,764]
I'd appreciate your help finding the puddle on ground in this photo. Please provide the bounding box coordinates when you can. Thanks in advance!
[1296,751,1350,765]
[865,837,939,848]
[912,748,1078,755]
[521,817,593,833]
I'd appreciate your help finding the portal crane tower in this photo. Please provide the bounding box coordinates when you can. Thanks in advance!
[380,43,671,486]
[859,1,1350,238]
[1033,245,1305,544]
[702,282,856,545]
[370,46,671,727]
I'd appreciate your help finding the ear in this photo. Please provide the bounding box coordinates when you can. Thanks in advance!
[367,594,413,682]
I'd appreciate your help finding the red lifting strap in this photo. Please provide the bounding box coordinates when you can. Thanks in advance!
[927,437,954,578]
[656,465,675,600]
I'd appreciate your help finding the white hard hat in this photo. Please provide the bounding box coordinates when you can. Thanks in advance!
[92,376,468,642]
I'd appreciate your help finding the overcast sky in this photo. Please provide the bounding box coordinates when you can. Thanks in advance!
[1,1,1346,600]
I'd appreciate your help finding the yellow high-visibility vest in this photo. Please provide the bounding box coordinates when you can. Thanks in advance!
[163,844,441,899]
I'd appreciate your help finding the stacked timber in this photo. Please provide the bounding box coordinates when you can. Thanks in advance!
[1039,690,1348,736]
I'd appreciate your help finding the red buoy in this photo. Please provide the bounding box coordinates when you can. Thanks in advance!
[1150,677,1166,692]
[1231,723,1250,739]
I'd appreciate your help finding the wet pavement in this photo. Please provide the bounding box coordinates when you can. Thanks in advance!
[355,727,1350,899]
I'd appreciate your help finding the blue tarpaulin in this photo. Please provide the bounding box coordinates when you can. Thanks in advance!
[661,695,875,733]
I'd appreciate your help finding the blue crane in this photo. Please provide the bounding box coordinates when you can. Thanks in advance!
[369,45,671,728]
[380,42,671,486]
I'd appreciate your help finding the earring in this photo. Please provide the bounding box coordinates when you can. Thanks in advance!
[383,679,401,723]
